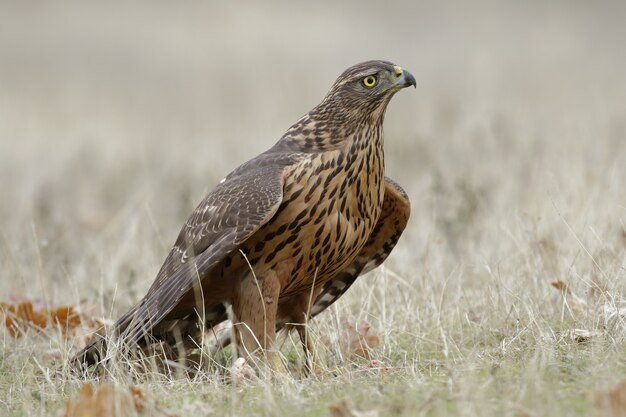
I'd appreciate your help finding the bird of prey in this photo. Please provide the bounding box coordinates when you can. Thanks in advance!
[76,60,414,373]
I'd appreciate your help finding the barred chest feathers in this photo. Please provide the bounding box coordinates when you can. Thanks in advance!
[268,124,386,293]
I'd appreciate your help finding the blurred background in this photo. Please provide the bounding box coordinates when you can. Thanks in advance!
[1,0,625,309]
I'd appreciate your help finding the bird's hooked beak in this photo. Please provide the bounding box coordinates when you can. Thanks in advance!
[392,65,416,89]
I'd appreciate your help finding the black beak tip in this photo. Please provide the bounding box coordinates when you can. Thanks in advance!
[406,71,416,88]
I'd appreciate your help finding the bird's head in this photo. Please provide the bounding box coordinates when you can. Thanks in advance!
[318,60,416,121]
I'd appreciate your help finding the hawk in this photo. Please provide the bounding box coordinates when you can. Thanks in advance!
[76,60,414,373]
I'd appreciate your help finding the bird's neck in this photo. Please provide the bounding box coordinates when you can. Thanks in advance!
[277,110,386,154]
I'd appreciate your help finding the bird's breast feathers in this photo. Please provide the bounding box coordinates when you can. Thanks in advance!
[243,135,385,293]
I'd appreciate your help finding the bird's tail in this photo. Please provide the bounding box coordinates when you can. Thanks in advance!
[70,304,139,372]
[73,334,108,371]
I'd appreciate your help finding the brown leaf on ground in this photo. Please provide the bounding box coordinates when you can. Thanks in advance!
[594,380,626,417]
[536,238,559,276]
[341,316,380,359]
[0,299,105,338]
[329,400,352,417]
[365,359,391,375]
[129,386,146,412]
[353,360,392,377]
[329,400,378,417]
[550,280,588,316]
[230,357,259,384]
[63,383,176,417]
[568,328,603,343]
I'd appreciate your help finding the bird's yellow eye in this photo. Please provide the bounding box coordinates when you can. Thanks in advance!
[362,75,377,88]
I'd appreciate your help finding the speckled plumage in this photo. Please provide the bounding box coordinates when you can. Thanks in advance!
[76,60,415,371]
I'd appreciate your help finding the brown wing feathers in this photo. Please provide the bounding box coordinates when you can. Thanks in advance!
[76,162,290,365]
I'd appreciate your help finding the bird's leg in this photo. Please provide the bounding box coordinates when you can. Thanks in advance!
[296,324,321,376]
[283,290,324,376]
[232,269,287,377]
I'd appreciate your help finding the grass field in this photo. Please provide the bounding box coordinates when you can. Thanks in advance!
[1,1,626,416]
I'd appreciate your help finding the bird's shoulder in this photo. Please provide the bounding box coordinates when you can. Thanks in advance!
[173,147,307,251]
[222,147,308,183]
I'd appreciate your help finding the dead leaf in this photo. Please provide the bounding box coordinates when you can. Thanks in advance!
[536,238,559,276]
[129,386,146,412]
[594,380,626,417]
[466,309,481,323]
[366,359,390,374]
[551,280,588,317]
[353,359,392,377]
[330,400,352,417]
[63,383,175,417]
[230,357,259,384]
[341,316,380,359]
[329,400,378,417]
[63,384,132,417]
[1,301,46,336]
[568,328,602,343]
[0,299,105,339]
